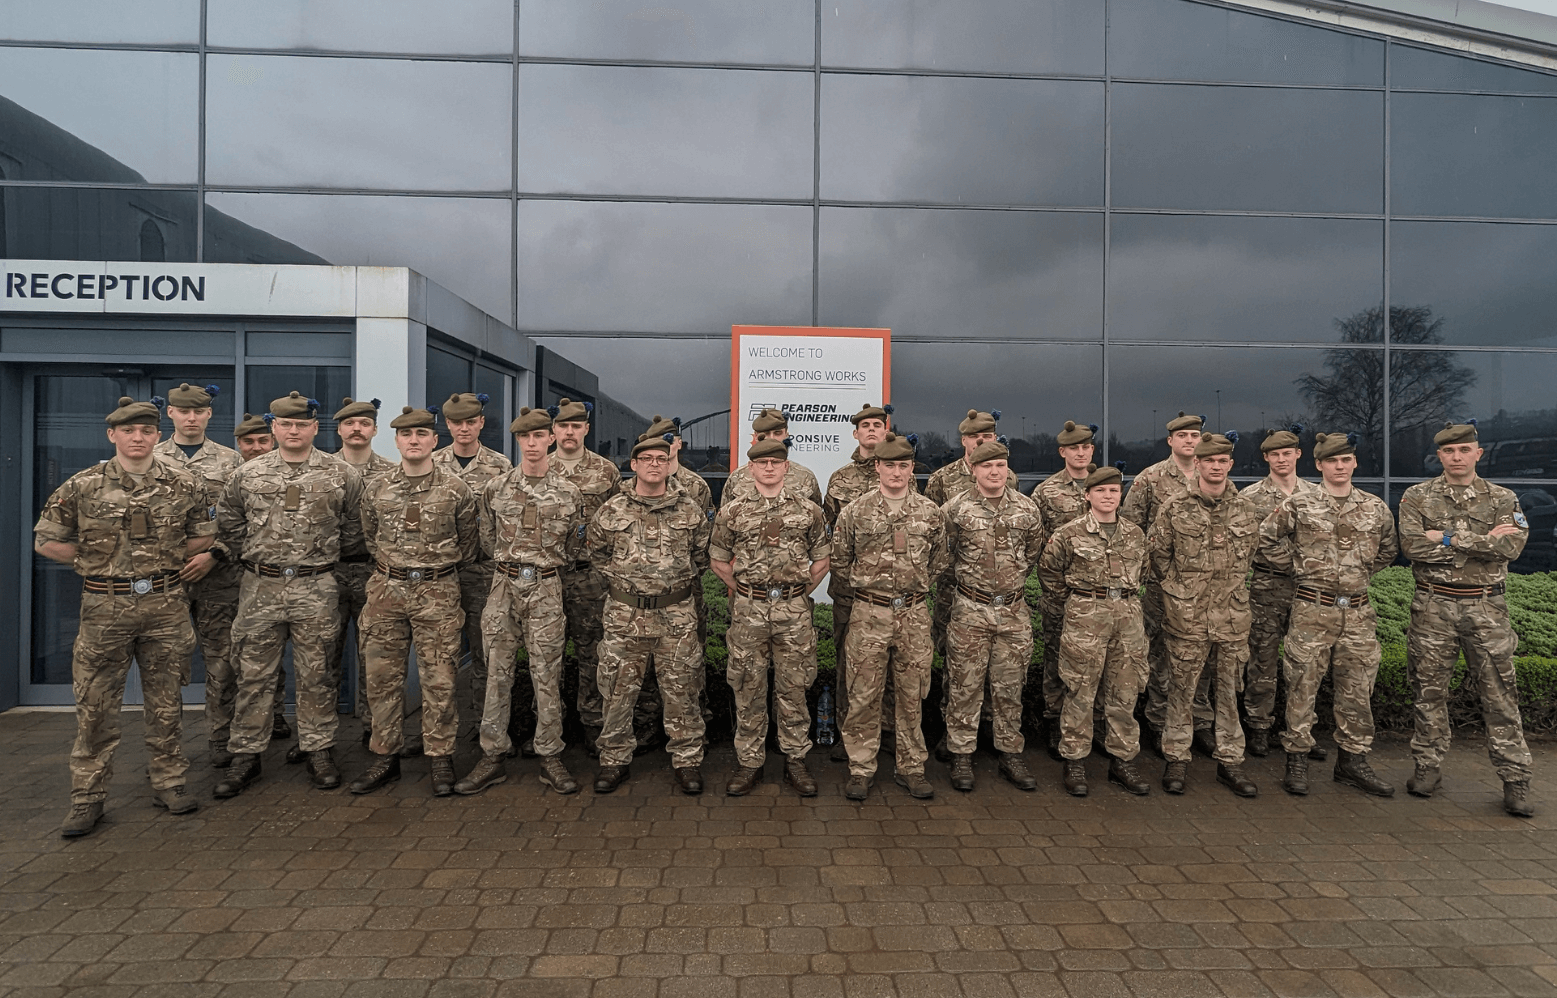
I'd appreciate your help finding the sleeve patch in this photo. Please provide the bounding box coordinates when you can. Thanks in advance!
[209,505,218,520]
[1514,511,1529,528]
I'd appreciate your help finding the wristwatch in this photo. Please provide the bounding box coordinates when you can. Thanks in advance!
[1441,529,1454,548]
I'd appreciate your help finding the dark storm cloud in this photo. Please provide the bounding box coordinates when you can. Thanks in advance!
[1393,222,1557,348]
[533,337,730,428]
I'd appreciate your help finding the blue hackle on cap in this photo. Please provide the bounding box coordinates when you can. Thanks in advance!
[1088,423,1099,436]
[584,401,594,414]
[1289,422,1304,434]
[476,393,489,404]
[1115,460,1128,472]
[306,399,320,414]
[150,395,165,408]
[546,404,559,418]
[1224,430,1240,444]
[662,432,676,443]
[882,404,894,415]
[997,434,1008,446]
[1466,417,1478,427]
[671,416,682,428]
[1346,432,1359,447]
[991,409,1002,421]
[204,384,220,397]
[262,413,275,424]
[428,405,440,418]
[370,398,382,410]
[905,433,918,448]
[1199,415,1206,425]
[782,438,794,449]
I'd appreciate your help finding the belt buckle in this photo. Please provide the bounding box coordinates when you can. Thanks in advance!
[521,566,535,581]
[409,569,424,582]
[991,594,1007,607]
[891,596,905,609]
[132,578,153,595]
[1335,595,1351,608]
[768,587,783,602]
[1108,588,1122,600]
[282,567,297,579]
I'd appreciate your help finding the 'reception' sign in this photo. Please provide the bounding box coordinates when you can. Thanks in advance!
[730,325,890,490]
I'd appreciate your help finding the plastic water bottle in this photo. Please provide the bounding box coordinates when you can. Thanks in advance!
[816,686,836,746]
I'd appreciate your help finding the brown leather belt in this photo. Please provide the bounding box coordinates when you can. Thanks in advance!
[1252,564,1291,578]
[375,563,459,582]
[245,562,335,579]
[856,589,928,609]
[956,583,1026,608]
[1071,586,1136,601]
[496,562,561,581]
[609,583,694,610]
[83,571,180,596]
[1295,586,1369,608]
[1420,581,1505,600]
[734,581,809,601]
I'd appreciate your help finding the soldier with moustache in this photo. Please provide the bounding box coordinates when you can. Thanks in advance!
[722,408,823,509]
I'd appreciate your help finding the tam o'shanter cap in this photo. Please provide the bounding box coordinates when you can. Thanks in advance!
[553,397,594,423]
[334,397,382,422]
[1194,431,1238,458]
[958,409,999,436]
[510,406,553,435]
[747,438,790,462]
[873,432,916,462]
[1434,419,1479,448]
[441,392,489,421]
[167,383,219,408]
[268,391,319,419]
[851,403,892,425]
[390,405,436,430]
[1261,423,1303,453]
[967,440,1009,465]
[1084,462,1122,490]
[751,408,788,433]
[234,412,270,438]
[639,414,682,442]
[632,435,672,458]
[1313,431,1359,461]
[106,396,162,427]
[1166,411,1204,433]
[1057,420,1097,446]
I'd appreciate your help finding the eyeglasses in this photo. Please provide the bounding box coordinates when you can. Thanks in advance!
[635,455,671,466]
[271,419,315,431]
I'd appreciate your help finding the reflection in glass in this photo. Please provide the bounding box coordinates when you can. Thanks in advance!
[1391,93,1557,220]
[0,48,199,184]
[209,0,514,55]
[1109,345,1384,477]
[821,75,1103,206]
[518,200,812,334]
[1389,350,1557,478]
[1112,83,1383,213]
[1392,221,1557,348]
[1391,44,1557,95]
[0,0,199,45]
[519,65,814,199]
[246,366,352,453]
[207,55,511,190]
[887,342,1103,478]
[474,365,511,456]
[427,345,472,450]
[1109,214,1382,342]
[819,207,1102,340]
[1110,0,1382,86]
[822,0,1103,76]
[1389,483,1557,573]
[206,193,512,323]
[0,187,200,262]
[520,0,813,65]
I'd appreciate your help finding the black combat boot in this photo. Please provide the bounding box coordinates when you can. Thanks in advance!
[1334,750,1394,797]
[999,753,1037,792]
[306,748,341,790]
[214,754,261,799]
[1246,727,1270,758]
[1162,760,1188,795]
[1216,763,1258,798]
[949,753,975,792]
[1062,759,1088,797]
[1107,757,1149,796]
[348,754,400,795]
[429,756,456,797]
[1282,752,1309,796]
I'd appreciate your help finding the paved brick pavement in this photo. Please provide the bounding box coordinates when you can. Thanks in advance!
[3,708,1556,998]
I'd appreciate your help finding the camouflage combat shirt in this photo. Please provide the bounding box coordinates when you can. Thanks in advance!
[589,485,711,595]
[1239,475,1321,573]
[1038,513,1147,600]
[1257,486,1399,595]
[710,486,830,586]
[942,488,1046,595]
[1148,484,1263,641]
[361,464,480,570]
[1397,475,1528,587]
[479,464,585,569]
[823,448,880,529]
[218,447,364,567]
[1031,468,1093,537]
[553,447,622,562]
[153,436,243,570]
[1120,456,1198,536]
[36,456,216,577]
[721,458,823,510]
[831,490,948,595]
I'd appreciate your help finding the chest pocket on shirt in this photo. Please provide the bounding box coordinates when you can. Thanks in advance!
[78,497,125,554]
[1296,504,1336,549]
[1172,514,1209,565]
[1069,534,1113,580]
[406,497,457,541]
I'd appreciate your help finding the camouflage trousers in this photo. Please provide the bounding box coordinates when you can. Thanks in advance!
[192,576,285,750]
[1244,571,1296,731]
[1163,632,1248,765]
[70,590,195,804]
[362,572,462,758]
[1143,581,1213,734]
[1280,600,1377,756]
[229,572,341,755]
[562,564,607,729]
[830,580,895,734]
[1057,595,1149,762]
[932,573,954,659]
[480,573,566,758]
[458,561,495,712]
[1038,597,1066,722]
[944,595,1031,756]
[727,594,817,768]
[327,560,372,718]
[842,601,932,778]
[596,598,706,769]
[1408,591,1532,782]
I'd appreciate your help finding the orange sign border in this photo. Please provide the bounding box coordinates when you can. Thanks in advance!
[729,325,892,470]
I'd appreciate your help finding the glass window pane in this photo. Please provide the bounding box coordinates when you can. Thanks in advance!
[518,200,812,333]
[519,65,814,199]
[245,366,352,452]
[532,337,724,469]
[1391,44,1557,95]
[822,0,1103,76]
[818,207,1102,340]
[1391,93,1557,220]
[821,75,1103,206]
[0,0,199,45]
[1391,221,1557,349]
[1389,350,1557,478]
[209,0,514,55]
[1109,214,1382,342]
[1112,83,1383,214]
[1110,0,1382,86]
[474,365,511,456]
[205,193,513,324]
[520,0,814,65]
[1109,345,1385,478]
[426,344,471,450]
[0,48,199,184]
[887,341,1102,480]
[206,55,511,190]
[0,187,199,262]
[1389,482,1557,573]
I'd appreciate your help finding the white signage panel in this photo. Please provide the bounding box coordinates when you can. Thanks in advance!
[0,261,358,317]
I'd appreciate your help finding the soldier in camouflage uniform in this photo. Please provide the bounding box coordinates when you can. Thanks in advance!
[328,397,398,754]
[550,398,621,755]
[1122,411,1212,753]
[823,403,893,762]
[347,406,479,797]
[721,408,823,509]
[1031,419,1099,758]
[831,432,948,801]
[1239,425,1322,758]
[37,396,215,837]
[213,392,364,799]
[941,440,1042,793]
[1398,420,1535,817]
[1148,433,1262,798]
[1038,463,1152,797]
[710,438,830,797]
[1258,432,1397,799]
[432,392,512,722]
[234,411,275,463]
[154,383,286,768]
[589,435,712,795]
[457,406,585,797]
